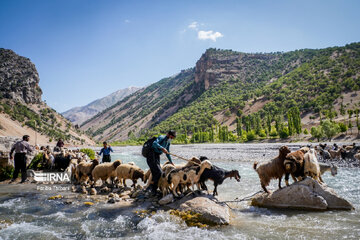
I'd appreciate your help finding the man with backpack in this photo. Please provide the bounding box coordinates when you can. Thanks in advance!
[143,130,176,195]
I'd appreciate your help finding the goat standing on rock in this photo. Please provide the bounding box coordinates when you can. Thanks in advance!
[253,146,291,193]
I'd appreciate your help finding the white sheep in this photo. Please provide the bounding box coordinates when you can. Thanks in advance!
[303,149,321,183]
[75,159,99,184]
[91,160,122,187]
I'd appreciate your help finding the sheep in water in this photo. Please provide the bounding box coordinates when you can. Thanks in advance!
[75,159,99,184]
[253,146,291,193]
[115,163,145,188]
[199,165,241,196]
[91,160,122,187]
[318,162,338,181]
[167,160,213,197]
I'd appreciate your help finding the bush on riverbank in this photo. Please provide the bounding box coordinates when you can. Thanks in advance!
[80,148,95,160]
[0,166,14,181]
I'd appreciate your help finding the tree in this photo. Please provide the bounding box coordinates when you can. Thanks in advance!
[311,126,324,142]
[236,117,242,137]
[279,127,289,139]
[321,120,340,141]
[338,122,348,133]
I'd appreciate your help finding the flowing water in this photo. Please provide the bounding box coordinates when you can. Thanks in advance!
[0,144,359,240]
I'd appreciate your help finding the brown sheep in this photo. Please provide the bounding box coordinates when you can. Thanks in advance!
[75,159,99,184]
[253,146,291,193]
[115,164,145,188]
[91,160,122,187]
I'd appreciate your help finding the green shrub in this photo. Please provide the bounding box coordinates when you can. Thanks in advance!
[338,122,348,133]
[0,166,14,181]
[303,128,309,134]
[269,126,278,137]
[258,129,267,138]
[247,130,256,141]
[28,153,44,170]
[279,127,289,139]
[80,148,95,160]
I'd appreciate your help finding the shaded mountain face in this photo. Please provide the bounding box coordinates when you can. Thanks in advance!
[62,86,141,125]
[0,48,42,104]
[82,43,360,142]
[0,49,94,146]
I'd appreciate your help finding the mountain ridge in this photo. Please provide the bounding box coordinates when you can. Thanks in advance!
[62,86,141,125]
[82,43,360,142]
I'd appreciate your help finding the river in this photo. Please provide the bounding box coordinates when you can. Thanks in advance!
[0,143,359,239]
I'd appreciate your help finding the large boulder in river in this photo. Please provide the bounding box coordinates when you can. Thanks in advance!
[251,177,354,211]
[167,194,230,225]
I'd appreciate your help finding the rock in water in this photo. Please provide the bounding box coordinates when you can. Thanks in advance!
[158,194,174,205]
[251,178,354,211]
[168,195,230,225]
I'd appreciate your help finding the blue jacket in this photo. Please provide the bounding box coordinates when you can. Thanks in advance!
[99,146,113,156]
[152,135,172,163]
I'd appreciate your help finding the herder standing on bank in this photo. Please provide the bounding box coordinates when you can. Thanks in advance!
[9,135,33,183]
[98,141,113,163]
[146,130,176,194]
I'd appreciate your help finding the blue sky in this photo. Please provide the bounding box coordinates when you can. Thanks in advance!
[1,0,359,112]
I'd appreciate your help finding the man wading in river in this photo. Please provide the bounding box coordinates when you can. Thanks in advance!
[9,135,33,183]
[146,130,176,195]
[98,141,113,163]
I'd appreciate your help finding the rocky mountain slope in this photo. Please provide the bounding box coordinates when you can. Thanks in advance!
[0,48,94,146]
[62,86,140,125]
[82,43,360,142]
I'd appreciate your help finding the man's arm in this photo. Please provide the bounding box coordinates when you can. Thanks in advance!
[26,142,33,153]
[165,143,173,163]
[9,144,15,159]
[98,148,103,156]
[109,146,113,153]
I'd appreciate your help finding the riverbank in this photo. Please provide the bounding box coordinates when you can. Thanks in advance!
[0,143,359,239]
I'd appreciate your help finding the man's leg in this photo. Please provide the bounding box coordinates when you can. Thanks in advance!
[146,151,162,192]
[20,155,27,182]
[12,153,20,181]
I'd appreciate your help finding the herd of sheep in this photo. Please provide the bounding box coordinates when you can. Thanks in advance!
[32,142,358,198]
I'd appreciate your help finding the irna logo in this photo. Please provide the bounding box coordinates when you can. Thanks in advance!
[28,170,71,182]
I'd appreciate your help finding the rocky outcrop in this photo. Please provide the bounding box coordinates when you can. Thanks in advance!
[0,48,42,104]
[167,194,230,225]
[251,178,354,211]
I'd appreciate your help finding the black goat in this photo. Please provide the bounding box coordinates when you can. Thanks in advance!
[54,155,71,171]
[199,165,241,196]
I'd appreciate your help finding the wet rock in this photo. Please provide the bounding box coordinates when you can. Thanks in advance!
[120,190,131,197]
[71,185,77,192]
[251,178,354,211]
[81,186,88,195]
[90,188,97,195]
[131,190,142,198]
[168,195,230,225]
[158,194,174,205]
[100,186,110,193]
[107,198,116,204]
[108,193,119,199]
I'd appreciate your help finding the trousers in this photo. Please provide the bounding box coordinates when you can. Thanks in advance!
[146,150,162,191]
[13,153,27,182]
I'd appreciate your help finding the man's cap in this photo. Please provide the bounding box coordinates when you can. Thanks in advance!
[168,130,176,137]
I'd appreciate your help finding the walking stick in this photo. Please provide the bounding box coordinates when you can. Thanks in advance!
[168,152,201,166]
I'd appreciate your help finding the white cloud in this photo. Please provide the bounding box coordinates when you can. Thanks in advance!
[197,30,223,42]
[124,19,130,23]
[188,21,198,30]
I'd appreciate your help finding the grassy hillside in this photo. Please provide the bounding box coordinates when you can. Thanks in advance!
[82,43,360,143]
